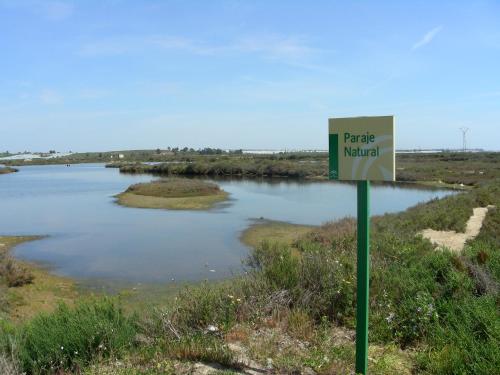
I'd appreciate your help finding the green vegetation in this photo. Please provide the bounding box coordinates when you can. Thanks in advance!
[112,151,500,186]
[1,154,499,373]
[125,178,223,198]
[1,148,246,167]
[115,178,228,210]
[397,152,500,185]
[2,180,498,373]
[117,157,327,179]
[6,149,500,186]
[1,298,136,374]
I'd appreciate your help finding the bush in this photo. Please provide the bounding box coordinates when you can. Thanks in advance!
[298,243,355,324]
[390,291,438,346]
[369,241,474,346]
[171,283,240,333]
[247,238,356,324]
[11,298,136,374]
[417,296,500,374]
[119,158,328,178]
[248,241,300,291]
[1,257,34,287]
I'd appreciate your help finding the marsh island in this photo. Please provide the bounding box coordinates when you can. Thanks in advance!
[115,178,228,210]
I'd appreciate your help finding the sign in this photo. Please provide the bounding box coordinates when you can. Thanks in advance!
[327,115,396,374]
[328,116,395,181]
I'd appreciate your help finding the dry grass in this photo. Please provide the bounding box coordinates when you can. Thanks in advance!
[0,353,20,375]
[0,167,18,175]
[286,309,315,341]
[368,345,414,375]
[2,258,34,287]
[127,178,222,198]
[298,217,356,247]
[240,220,312,249]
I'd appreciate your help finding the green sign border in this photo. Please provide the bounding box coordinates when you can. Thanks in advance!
[329,133,339,180]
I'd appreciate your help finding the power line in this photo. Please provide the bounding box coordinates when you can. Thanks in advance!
[459,127,469,152]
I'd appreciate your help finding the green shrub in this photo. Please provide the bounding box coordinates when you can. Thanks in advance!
[119,158,327,178]
[172,283,240,333]
[462,206,500,297]
[374,192,474,234]
[298,243,355,324]
[370,241,474,345]
[391,291,438,346]
[417,296,500,374]
[246,237,356,324]
[248,241,300,291]
[12,298,136,374]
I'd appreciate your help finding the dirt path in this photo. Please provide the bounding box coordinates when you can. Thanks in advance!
[420,205,495,252]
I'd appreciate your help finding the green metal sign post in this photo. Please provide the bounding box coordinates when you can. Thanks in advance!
[329,116,394,375]
[356,180,370,374]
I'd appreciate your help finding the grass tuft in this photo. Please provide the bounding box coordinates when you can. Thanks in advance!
[1,298,136,374]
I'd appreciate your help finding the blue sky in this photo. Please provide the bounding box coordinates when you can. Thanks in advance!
[1,0,499,152]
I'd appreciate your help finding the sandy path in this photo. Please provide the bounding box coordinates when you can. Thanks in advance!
[420,205,495,252]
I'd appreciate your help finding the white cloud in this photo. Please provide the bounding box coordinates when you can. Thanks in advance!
[149,36,216,55]
[78,34,320,62]
[79,88,110,100]
[412,26,443,50]
[40,89,63,104]
[233,35,315,60]
[43,1,73,20]
[0,0,74,20]
[78,35,198,57]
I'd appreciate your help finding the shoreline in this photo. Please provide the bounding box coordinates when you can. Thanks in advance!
[240,219,313,249]
[115,190,229,210]
[0,236,78,322]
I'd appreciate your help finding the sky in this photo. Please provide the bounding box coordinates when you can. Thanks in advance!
[1,0,499,152]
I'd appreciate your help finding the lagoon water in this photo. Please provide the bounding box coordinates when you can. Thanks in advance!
[0,164,451,285]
